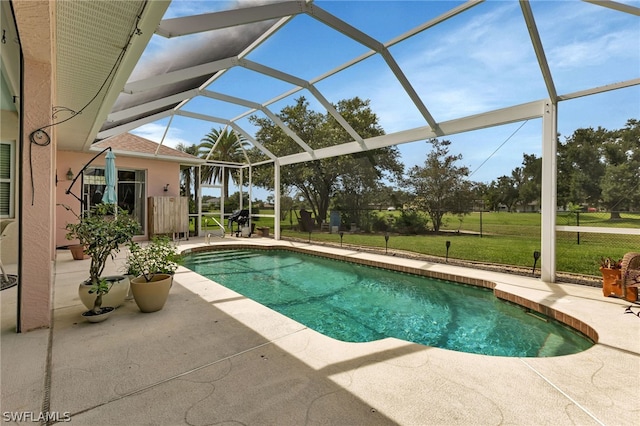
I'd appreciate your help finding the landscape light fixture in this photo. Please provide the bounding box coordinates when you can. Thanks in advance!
[532,250,541,275]
[339,231,344,247]
[445,240,451,262]
[385,232,390,254]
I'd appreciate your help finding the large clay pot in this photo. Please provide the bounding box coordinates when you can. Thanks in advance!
[69,244,88,260]
[79,275,130,309]
[600,267,622,297]
[130,274,172,313]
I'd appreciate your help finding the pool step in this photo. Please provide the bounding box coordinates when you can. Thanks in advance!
[186,250,260,265]
[537,333,565,357]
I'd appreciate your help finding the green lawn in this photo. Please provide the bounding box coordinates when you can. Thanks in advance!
[195,210,640,277]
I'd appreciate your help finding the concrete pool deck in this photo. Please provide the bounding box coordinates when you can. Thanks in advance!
[1,237,638,425]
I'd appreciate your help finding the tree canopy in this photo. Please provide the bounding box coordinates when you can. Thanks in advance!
[187,105,636,232]
[198,128,249,200]
[404,139,472,232]
[249,96,403,224]
[175,142,198,199]
[557,118,639,218]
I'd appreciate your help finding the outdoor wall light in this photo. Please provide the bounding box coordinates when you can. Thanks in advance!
[66,168,74,180]
[163,184,169,192]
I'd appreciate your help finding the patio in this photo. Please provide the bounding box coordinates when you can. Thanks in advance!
[1,238,638,425]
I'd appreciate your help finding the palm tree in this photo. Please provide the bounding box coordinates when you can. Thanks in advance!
[175,143,198,200]
[197,128,248,200]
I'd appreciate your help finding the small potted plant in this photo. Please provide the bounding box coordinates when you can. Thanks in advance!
[599,256,622,297]
[126,236,181,313]
[68,243,89,260]
[64,203,141,321]
[81,278,115,323]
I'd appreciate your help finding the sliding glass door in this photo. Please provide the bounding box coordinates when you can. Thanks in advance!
[83,167,145,234]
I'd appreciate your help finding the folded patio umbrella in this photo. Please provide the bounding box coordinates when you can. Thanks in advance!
[101,150,117,213]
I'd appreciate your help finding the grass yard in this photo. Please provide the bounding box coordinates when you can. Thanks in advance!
[195,210,639,277]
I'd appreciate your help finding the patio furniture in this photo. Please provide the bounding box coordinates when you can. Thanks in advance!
[621,252,640,303]
[298,209,314,233]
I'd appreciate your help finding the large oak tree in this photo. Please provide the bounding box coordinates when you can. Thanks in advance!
[248,97,403,225]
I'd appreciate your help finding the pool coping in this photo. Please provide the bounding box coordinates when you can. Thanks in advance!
[184,243,600,345]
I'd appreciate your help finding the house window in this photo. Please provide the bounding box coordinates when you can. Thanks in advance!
[0,141,15,218]
[83,167,146,234]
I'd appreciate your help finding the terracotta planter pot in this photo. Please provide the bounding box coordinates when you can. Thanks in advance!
[78,275,130,309]
[69,244,88,260]
[600,267,622,297]
[130,274,172,313]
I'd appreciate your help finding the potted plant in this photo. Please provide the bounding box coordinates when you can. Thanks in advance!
[126,236,181,313]
[68,243,89,260]
[80,279,115,323]
[65,203,141,320]
[599,256,622,297]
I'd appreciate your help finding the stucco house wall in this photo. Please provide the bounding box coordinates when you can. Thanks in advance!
[55,150,183,248]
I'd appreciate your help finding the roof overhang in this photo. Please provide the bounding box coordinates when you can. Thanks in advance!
[88,147,205,166]
[54,0,171,152]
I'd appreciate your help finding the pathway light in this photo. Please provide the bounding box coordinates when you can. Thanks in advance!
[532,250,541,275]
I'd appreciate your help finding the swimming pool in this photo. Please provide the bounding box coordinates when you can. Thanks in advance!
[182,247,594,357]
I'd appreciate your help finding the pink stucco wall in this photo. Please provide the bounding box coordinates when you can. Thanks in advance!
[15,0,56,331]
[11,0,186,332]
[55,150,182,247]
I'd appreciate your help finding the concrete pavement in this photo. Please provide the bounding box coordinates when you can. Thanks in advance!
[2,237,638,425]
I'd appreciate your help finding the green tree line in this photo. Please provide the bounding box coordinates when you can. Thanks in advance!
[177,96,638,231]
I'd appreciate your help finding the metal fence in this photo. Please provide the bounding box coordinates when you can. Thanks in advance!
[302,208,640,277]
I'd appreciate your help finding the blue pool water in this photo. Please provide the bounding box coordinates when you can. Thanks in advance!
[182,249,594,357]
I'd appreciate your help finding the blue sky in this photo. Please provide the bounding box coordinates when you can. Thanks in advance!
[130,0,640,199]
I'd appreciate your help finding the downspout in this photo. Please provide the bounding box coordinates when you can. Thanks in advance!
[16,11,24,333]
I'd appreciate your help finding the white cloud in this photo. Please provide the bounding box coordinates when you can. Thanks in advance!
[126,0,637,187]
[382,3,548,122]
[130,123,192,149]
[548,28,637,69]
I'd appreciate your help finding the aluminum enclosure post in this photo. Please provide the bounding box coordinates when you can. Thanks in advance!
[541,100,557,282]
[274,160,281,240]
